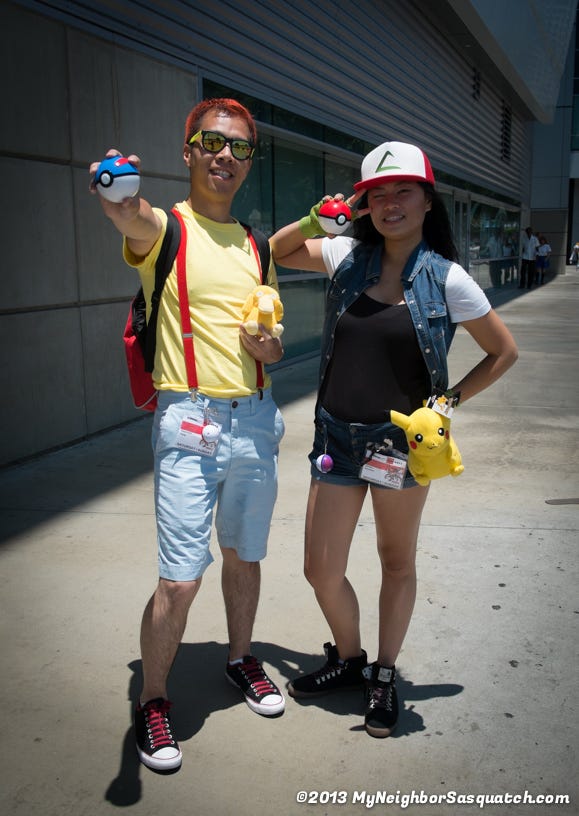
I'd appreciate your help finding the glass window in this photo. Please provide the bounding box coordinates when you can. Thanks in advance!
[232,134,274,235]
[572,95,579,150]
[324,156,359,198]
[469,200,520,287]
[278,278,327,359]
[273,109,324,140]
[272,138,324,236]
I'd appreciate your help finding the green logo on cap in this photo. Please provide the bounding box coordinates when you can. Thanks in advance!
[375,150,400,173]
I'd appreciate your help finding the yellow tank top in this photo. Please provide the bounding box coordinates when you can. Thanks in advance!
[123,202,277,397]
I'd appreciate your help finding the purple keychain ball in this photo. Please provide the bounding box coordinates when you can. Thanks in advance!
[95,156,140,203]
[315,453,334,473]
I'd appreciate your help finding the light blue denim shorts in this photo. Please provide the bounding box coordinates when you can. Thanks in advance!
[152,389,285,581]
[309,405,419,489]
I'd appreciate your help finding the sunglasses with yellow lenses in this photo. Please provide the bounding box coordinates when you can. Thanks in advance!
[189,130,255,161]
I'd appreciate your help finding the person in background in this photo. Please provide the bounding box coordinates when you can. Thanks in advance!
[519,226,540,289]
[89,98,285,772]
[270,141,518,738]
[501,234,516,284]
[536,235,552,285]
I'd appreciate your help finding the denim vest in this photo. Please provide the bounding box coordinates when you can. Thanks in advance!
[319,240,457,398]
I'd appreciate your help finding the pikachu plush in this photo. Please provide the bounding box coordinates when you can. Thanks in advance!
[390,405,464,486]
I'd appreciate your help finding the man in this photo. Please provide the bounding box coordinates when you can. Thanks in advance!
[519,226,540,289]
[90,99,285,772]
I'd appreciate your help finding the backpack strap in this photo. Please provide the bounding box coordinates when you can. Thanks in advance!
[144,210,182,372]
[240,223,271,285]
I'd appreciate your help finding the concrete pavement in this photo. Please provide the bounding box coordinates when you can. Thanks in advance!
[1,269,578,816]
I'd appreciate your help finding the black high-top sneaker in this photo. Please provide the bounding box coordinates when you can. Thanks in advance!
[288,642,367,698]
[363,662,398,737]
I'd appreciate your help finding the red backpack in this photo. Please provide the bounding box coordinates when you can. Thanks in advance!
[123,209,271,411]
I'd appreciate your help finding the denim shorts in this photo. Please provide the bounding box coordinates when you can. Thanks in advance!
[152,389,285,581]
[309,405,419,489]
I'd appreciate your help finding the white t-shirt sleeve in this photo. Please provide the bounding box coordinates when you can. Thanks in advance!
[446,263,491,323]
[321,236,358,275]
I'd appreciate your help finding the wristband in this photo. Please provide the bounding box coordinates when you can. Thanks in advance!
[299,200,327,238]
[426,389,460,417]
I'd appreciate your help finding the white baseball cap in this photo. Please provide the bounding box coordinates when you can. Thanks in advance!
[354,141,435,191]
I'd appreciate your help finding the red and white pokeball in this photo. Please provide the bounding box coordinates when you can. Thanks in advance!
[318,200,352,235]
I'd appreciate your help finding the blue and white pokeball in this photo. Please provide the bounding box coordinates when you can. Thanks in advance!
[95,156,140,203]
[318,200,352,235]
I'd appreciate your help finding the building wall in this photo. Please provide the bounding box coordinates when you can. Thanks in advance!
[569,177,579,250]
[530,17,575,272]
[565,6,579,255]
[449,0,577,122]
[13,0,535,196]
[1,4,197,464]
[0,0,568,464]
[530,120,571,267]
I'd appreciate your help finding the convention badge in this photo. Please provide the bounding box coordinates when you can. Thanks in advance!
[175,415,222,456]
[426,389,461,418]
[359,442,408,489]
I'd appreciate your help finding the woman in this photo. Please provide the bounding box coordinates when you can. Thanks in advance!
[536,235,551,284]
[270,141,518,738]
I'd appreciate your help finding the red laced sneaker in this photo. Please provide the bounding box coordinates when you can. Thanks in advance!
[225,655,285,716]
[134,698,182,771]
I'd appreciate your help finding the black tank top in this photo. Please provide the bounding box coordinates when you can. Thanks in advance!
[320,292,430,423]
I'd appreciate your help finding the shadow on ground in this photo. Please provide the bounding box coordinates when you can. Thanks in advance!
[104,639,463,807]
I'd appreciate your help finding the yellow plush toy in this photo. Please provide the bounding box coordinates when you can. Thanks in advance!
[241,285,284,338]
[390,405,464,486]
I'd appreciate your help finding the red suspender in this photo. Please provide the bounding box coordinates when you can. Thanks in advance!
[172,210,197,394]
[245,228,265,389]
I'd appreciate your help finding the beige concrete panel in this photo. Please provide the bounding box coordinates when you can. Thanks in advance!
[115,49,197,177]
[530,208,568,275]
[68,30,118,162]
[2,158,77,309]
[0,4,69,158]
[74,168,135,302]
[133,174,190,214]
[74,171,188,302]
[0,310,86,465]
[80,302,139,434]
